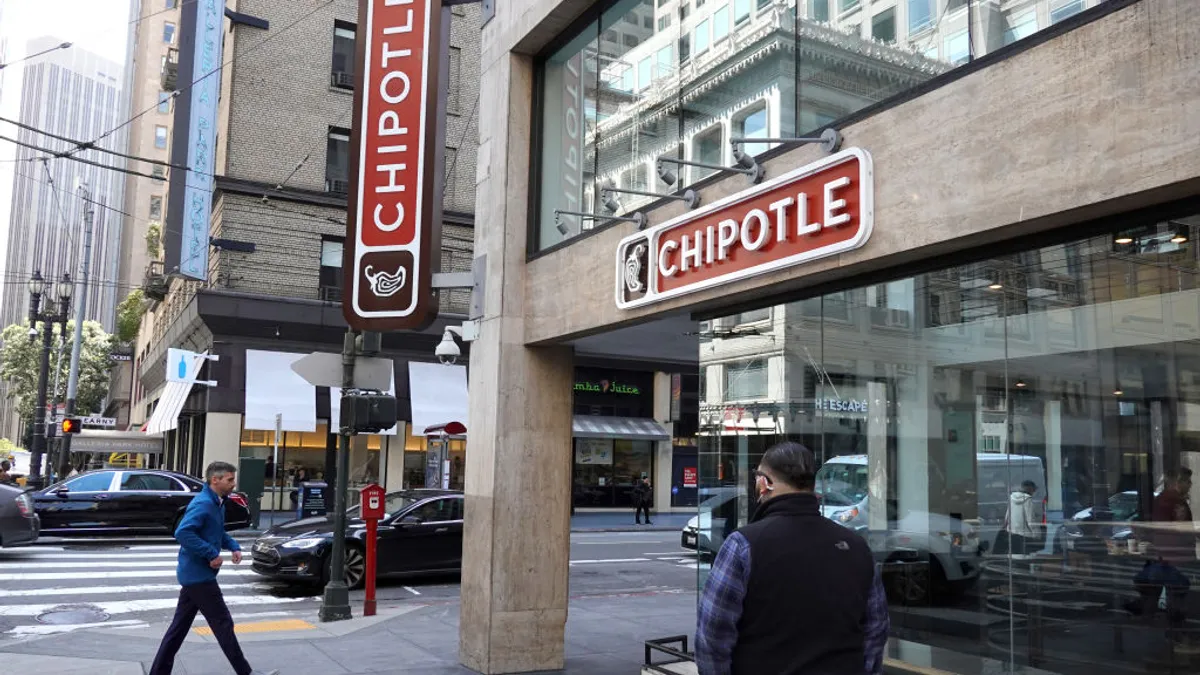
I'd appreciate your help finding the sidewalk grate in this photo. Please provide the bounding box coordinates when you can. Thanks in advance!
[35,605,109,625]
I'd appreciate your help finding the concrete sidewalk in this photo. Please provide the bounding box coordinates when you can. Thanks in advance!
[244,510,694,535]
[0,590,697,674]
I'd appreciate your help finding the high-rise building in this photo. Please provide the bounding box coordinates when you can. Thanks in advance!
[0,36,128,440]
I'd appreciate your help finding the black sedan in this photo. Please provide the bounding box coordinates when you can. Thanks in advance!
[32,469,251,536]
[0,481,39,547]
[251,489,463,589]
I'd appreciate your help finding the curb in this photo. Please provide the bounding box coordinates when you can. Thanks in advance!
[238,526,684,536]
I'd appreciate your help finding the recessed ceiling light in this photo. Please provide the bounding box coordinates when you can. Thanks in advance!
[1115,236,1134,245]
[1015,380,1027,388]
[1171,234,1188,244]
[988,283,1003,290]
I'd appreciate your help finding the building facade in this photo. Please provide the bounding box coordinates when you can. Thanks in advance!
[0,36,128,440]
[127,0,483,507]
[464,0,1199,673]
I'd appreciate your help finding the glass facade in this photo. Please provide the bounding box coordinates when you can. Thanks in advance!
[533,0,1115,251]
[695,211,1200,671]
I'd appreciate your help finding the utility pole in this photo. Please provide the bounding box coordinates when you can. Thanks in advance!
[60,187,94,463]
[319,329,356,622]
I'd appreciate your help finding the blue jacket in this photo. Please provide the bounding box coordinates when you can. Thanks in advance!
[175,485,241,586]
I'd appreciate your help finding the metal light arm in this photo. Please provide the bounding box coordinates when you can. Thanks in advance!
[554,208,648,232]
[729,127,842,154]
[656,156,764,186]
[601,186,700,210]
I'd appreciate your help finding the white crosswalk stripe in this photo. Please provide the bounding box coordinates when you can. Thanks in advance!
[0,539,320,637]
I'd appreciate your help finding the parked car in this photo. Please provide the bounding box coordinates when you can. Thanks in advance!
[681,487,742,558]
[0,481,39,547]
[31,469,251,536]
[251,489,464,589]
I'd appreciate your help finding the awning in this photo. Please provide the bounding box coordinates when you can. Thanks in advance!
[145,351,208,435]
[74,431,165,455]
[244,350,317,432]
[572,416,671,441]
[408,362,468,436]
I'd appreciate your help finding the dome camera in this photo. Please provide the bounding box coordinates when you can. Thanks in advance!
[436,327,461,365]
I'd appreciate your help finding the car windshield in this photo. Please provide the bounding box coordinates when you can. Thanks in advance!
[815,463,868,505]
[346,493,422,519]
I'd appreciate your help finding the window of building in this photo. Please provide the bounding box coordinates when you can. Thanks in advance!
[694,19,710,54]
[152,165,166,181]
[623,33,640,48]
[1050,0,1085,24]
[733,103,769,157]
[658,15,671,31]
[325,128,351,194]
[163,22,175,44]
[154,125,168,149]
[331,22,356,90]
[157,91,171,114]
[807,0,829,22]
[724,359,768,400]
[573,439,653,508]
[447,47,462,113]
[679,3,690,20]
[644,15,654,29]
[734,0,750,23]
[756,0,769,9]
[908,0,934,33]
[871,8,895,43]
[149,196,163,220]
[638,56,652,91]
[731,308,770,325]
[696,0,706,7]
[691,124,723,182]
[839,0,860,12]
[1003,11,1039,45]
[945,30,970,65]
[713,5,730,41]
[166,0,177,8]
[679,33,691,63]
[319,237,344,298]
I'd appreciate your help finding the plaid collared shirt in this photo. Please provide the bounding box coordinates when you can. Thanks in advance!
[695,531,890,675]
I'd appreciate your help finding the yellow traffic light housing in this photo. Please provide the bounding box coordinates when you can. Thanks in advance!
[61,417,82,434]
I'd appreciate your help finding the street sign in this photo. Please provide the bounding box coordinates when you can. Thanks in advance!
[53,415,116,428]
[343,0,446,331]
[290,352,394,390]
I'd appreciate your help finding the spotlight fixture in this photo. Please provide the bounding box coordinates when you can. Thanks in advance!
[1113,381,1124,397]
[554,208,648,234]
[1114,235,1134,245]
[601,185,701,210]
[729,128,843,154]
[600,189,623,214]
[656,160,678,187]
[657,155,764,186]
[1015,379,1027,388]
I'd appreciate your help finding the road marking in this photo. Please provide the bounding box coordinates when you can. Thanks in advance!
[0,593,313,616]
[3,569,259,582]
[5,619,149,636]
[0,551,183,559]
[194,618,314,636]
[0,581,275,598]
[572,540,667,545]
[0,560,198,569]
[403,586,421,596]
[568,558,651,565]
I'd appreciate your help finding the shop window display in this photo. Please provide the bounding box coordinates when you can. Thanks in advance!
[697,213,1200,672]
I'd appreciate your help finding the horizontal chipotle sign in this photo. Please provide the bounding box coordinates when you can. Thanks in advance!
[615,148,873,309]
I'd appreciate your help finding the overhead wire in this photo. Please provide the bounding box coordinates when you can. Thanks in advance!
[0,135,164,182]
[0,41,71,71]
[0,115,208,176]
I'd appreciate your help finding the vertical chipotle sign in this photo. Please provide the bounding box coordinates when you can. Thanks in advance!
[344,0,444,330]
[616,148,873,309]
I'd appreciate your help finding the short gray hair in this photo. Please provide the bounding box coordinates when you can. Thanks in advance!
[760,442,817,491]
[205,461,237,482]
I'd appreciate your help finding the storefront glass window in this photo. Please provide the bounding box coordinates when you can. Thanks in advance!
[534,0,1119,251]
[696,212,1200,673]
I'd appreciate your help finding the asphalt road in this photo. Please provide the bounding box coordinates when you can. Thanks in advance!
[0,529,701,640]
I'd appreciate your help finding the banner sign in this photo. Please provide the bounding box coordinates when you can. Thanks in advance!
[343,0,445,330]
[615,148,873,309]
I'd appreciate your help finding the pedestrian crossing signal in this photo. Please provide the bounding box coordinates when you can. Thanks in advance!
[60,418,81,434]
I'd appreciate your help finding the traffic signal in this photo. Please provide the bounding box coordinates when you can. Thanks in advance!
[60,417,82,434]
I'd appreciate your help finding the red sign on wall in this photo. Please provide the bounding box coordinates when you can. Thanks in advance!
[615,149,873,309]
[682,467,697,488]
[343,0,445,330]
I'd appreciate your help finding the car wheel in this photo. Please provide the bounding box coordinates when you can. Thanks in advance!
[322,545,366,590]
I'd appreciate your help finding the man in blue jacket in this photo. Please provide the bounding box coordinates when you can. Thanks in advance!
[150,461,278,675]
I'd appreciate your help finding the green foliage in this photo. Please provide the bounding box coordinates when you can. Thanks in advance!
[0,321,114,420]
[115,289,147,344]
[145,221,162,257]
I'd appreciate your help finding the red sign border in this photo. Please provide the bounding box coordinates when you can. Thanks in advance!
[343,0,445,331]
[614,148,873,310]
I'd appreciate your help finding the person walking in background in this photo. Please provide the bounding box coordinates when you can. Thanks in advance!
[696,442,889,675]
[633,474,653,525]
[149,461,278,675]
[1000,480,1040,556]
[1135,467,1198,651]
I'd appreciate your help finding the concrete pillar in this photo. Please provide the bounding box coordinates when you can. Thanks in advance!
[203,412,241,469]
[653,372,675,512]
[460,50,576,673]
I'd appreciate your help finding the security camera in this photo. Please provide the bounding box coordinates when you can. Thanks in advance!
[435,327,462,365]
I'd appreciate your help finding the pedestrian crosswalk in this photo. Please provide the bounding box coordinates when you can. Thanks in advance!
[0,538,322,638]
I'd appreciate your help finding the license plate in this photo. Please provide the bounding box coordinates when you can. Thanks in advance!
[684,533,696,546]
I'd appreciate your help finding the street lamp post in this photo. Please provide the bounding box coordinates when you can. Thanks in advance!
[26,271,72,490]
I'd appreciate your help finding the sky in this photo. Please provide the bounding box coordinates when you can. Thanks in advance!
[0,0,132,282]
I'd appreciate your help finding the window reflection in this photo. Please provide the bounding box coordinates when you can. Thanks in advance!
[697,214,1200,673]
[535,1,1117,251]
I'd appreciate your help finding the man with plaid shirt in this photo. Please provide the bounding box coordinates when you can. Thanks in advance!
[696,442,889,675]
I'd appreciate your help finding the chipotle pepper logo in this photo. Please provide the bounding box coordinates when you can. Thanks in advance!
[356,251,415,313]
[615,148,873,309]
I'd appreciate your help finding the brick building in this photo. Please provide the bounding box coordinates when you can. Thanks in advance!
[124,0,480,503]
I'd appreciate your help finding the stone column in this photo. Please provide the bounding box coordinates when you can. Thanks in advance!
[459,50,576,673]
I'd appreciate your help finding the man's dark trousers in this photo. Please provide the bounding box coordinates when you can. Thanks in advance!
[149,580,251,675]
[636,503,652,524]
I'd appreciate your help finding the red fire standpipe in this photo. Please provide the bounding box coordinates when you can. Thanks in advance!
[364,518,377,616]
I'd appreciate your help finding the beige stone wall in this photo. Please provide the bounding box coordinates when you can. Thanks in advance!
[514,0,1200,344]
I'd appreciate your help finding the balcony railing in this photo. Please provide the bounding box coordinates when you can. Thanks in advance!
[143,260,168,302]
[331,71,355,89]
[325,178,350,195]
[161,48,179,91]
[319,285,342,302]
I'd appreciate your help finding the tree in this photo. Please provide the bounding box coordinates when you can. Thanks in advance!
[115,289,146,344]
[0,320,115,421]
